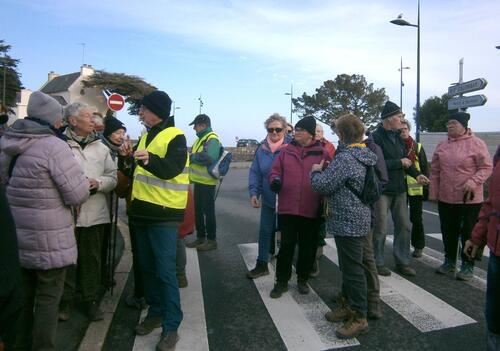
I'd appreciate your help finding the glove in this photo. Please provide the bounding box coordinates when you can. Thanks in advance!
[270,179,282,193]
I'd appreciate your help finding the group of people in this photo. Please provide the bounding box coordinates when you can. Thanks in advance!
[246,101,499,347]
[0,90,223,351]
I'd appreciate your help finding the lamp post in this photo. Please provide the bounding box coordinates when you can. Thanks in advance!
[172,101,181,117]
[391,0,420,142]
[284,84,293,124]
[399,57,410,109]
[198,95,203,114]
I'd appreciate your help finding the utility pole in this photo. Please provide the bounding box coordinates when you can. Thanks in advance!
[198,95,203,114]
[398,57,410,108]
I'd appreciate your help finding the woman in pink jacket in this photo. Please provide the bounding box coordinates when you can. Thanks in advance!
[429,112,492,281]
[465,145,500,349]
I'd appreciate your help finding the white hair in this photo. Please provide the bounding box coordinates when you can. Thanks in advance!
[63,101,92,121]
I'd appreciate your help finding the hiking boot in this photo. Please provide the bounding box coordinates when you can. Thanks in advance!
[297,279,310,295]
[177,274,188,288]
[367,300,383,320]
[309,260,320,278]
[456,261,474,281]
[196,240,217,251]
[86,300,104,321]
[325,305,353,323]
[396,265,416,277]
[270,282,288,299]
[436,259,456,274]
[185,238,206,248]
[412,248,423,258]
[156,331,179,351]
[135,315,162,335]
[126,295,148,310]
[335,311,369,339]
[376,265,391,276]
[246,260,269,279]
[58,301,72,322]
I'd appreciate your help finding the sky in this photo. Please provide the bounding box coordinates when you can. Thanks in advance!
[2,0,500,145]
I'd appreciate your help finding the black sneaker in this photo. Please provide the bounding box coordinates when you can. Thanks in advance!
[86,300,104,321]
[270,282,288,299]
[297,279,310,295]
[246,260,269,279]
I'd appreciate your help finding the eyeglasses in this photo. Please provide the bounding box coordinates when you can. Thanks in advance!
[267,127,283,134]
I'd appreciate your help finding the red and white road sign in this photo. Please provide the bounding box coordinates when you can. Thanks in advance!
[107,93,125,112]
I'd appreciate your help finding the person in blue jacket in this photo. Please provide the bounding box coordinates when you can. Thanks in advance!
[247,113,291,278]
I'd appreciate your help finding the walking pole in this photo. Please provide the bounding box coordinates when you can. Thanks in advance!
[214,177,224,201]
[275,194,280,255]
[110,193,119,295]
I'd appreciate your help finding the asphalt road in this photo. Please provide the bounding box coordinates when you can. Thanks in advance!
[91,168,488,351]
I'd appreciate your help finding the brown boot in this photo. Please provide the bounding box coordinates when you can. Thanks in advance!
[135,315,162,335]
[185,238,206,248]
[177,274,188,288]
[367,300,383,319]
[156,331,179,351]
[335,311,369,339]
[196,240,217,251]
[325,305,353,323]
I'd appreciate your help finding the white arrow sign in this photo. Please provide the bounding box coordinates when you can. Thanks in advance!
[448,78,487,96]
[448,94,487,110]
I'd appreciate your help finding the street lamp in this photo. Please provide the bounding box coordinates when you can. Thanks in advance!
[172,101,181,117]
[398,57,410,109]
[284,84,293,124]
[391,0,420,142]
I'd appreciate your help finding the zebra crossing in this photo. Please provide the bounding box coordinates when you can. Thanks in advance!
[128,234,486,351]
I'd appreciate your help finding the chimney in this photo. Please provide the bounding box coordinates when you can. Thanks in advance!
[80,64,94,77]
[48,71,59,81]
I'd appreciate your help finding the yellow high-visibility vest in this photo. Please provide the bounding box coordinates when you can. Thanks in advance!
[407,143,423,197]
[189,131,220,185]
[132,127,189,209]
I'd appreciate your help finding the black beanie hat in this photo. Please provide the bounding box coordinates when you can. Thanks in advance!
[141,91,172,120]
[381,100,401,119]
[295,116,316,137]
[449,111,470,128]
[103,117,126,138]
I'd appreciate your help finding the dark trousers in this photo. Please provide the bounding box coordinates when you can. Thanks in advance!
[336,235,367,316]
[409,195,425,250]
[363,230,380,302]
[129,220,145,299]
[487,252,500,335]
[62,224,105,303]
[13,267,67,351]
[194,183,217,240]
[438,202,481,263]
[275,215,319,282]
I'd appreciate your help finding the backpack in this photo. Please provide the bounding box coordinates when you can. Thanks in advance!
[208,146,232,179]
[346,163,382,206]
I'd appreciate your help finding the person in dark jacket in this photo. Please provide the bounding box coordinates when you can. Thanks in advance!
[0,184,22,351]
[268,116,331,298]
[247,113,290,279]
[399,119,429,258]
[118,90,188,351]
[311,114,377,339]
[370,101,429,277]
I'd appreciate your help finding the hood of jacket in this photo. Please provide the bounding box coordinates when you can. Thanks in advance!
[1,119,56,158]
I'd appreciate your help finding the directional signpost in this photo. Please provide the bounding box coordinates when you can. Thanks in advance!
[447,62,488,111]
[448,94,487,110]
[107,93,125,112]
[448,78,487,96]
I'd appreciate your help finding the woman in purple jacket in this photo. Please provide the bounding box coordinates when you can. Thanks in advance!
[247,113,290,279]
[268,116,330,298]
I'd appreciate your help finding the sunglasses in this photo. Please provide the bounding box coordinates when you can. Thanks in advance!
[267,127,283,133]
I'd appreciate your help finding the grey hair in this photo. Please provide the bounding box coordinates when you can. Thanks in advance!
[63,101,91,121]
[401,119,412,131]
[264,113,287,130]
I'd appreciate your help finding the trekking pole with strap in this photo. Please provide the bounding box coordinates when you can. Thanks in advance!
[214,177,224,201]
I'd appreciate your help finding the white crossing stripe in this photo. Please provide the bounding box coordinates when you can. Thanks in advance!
[238,243,359,350]
[324,238,476,332]
[426,233,490,257]
[133,248,209,351]
[423,209,439,216]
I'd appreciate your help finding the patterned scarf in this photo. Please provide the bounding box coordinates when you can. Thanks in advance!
[65,128,97,148]
[404,136,417,163]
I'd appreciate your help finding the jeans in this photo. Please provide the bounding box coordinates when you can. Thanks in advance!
[194,183,217,240]
[257,205,277,263]
[438,202,481,263]
[13,267,67,351]
[409,195,425,250]
[335,235,367,316]
[132,221,182,332]
[373,193,411,267]
[176,238,187,276]
[275,215,319,282]
[487,252,500,335]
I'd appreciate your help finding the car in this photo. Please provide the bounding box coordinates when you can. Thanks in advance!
[236,139,260,147]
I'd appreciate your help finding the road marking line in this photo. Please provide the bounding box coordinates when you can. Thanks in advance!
[133,247,209,351]
[426,233,490,257]
[239,243,358,350]
[324,238,476,332]
[423,209,439,216]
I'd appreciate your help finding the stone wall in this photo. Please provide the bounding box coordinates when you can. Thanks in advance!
[226,147,257,162]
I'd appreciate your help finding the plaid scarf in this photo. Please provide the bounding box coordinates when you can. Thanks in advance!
[404,136,417,163]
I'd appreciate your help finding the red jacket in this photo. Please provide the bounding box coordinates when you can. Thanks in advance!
[320,138,336,159]
[268,140,330,218]
[470,160,500,256]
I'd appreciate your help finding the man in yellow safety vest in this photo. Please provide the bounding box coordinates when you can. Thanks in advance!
[185,114,222,251]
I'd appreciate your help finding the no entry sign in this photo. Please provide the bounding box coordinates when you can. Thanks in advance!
[107,93,125,112]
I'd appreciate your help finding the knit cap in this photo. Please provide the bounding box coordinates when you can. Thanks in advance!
[141,91,172,120]
[295,116,316,137]
[27,91,63,126]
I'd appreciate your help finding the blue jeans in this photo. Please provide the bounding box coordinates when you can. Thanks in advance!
[373,193,411,267]
[257,205,276,263]
[487,252,500,335]
[132,221,182,332]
